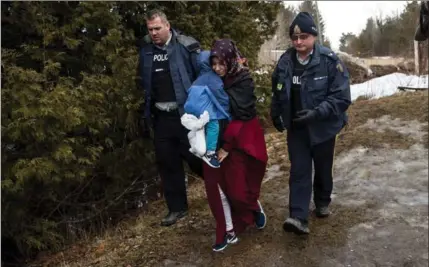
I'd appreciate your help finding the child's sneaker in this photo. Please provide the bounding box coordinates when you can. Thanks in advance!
[203,151,220,168]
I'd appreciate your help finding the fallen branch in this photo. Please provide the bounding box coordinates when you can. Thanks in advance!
[397,86,428,91]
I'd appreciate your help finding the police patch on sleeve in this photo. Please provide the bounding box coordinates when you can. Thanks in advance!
[277,83,283,90]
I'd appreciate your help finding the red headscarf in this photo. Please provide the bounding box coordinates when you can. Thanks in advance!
[210,39,249,87]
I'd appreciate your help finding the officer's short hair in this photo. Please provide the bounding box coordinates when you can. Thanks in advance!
[146,9,169,24]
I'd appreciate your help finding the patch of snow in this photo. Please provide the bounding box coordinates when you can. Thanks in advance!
[327,115,428,266]
[351,73,428,101]
[263,164,284,184]
[254,69,269,75]
[334,143,428,212]
[372,56,396,60]
[327,221,429,267]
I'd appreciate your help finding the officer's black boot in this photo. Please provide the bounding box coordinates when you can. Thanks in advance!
[160,210,188,226]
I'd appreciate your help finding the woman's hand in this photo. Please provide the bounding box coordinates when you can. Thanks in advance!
[217,148,229,163]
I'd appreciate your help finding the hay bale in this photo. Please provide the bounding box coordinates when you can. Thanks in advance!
[335,51,374,84]
[369,64,399,77]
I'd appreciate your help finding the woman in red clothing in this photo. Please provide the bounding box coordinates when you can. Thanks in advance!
[203,39,268,252]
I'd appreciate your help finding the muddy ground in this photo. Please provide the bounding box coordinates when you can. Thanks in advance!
[31,91,428,267]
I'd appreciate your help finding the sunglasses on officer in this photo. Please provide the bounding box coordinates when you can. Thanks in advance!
[291,34,310,41]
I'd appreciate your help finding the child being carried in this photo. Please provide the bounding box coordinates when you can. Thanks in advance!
[183,50,230,168]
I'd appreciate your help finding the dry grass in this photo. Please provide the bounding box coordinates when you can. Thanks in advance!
[347,91,428,127]
[336,90,428,155]
[354,94,373,102]
[30,91,428,267]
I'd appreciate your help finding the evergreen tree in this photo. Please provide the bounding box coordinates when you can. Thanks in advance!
[339,32,358,54]
[143,1,280,67]
[299,1,326,44]
[1,1,279,261]
[339,1,421,57]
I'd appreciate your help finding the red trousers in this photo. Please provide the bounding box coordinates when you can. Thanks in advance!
[203,150,267,244]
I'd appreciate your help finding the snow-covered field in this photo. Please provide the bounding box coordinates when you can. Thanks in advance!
[351,73,428,101]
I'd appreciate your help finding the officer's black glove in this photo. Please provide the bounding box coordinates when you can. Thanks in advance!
[272,116,285,132]
[138,117,151,139]
[293,109,319,125]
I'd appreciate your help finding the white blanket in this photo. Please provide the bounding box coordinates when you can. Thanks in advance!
[180,111,209,158]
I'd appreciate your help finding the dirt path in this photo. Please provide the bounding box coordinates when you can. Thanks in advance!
[326,116,428,267]
[31,92,428,267]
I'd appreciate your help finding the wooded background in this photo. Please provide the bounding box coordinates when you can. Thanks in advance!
[1,1,423,264]
[1,1,279,262]
[338,1,421,58]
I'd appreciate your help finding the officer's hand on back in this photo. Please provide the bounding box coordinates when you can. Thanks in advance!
[272,116,285,132]
[293,109,319,125]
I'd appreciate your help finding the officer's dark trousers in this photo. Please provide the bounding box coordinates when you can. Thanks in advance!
[153,109,203,212]
[287,127,336,222]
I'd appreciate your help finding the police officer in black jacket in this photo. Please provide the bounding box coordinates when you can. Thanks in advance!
[271,12,351,235]
[137,10,203,227]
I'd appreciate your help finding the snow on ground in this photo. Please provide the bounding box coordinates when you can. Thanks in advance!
[351,73,429,101]
[254,69,269,75]
[263,164,284,184]
[254,69,428,103]
[326,115,429,267]
[261,113,429,267]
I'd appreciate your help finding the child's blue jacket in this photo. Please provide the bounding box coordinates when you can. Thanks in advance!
[184,50,230,120]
